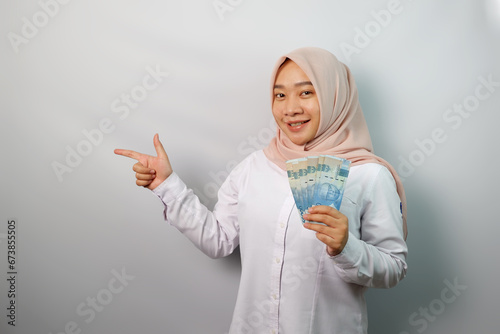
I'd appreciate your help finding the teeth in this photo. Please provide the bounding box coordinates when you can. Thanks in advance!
[290,121,306,126]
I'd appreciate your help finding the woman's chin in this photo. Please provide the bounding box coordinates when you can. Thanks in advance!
[288,136,309,146]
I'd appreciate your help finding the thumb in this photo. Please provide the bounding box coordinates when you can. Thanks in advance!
[153,133,168,159]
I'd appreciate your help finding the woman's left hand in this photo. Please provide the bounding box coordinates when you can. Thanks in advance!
[303,205,349,256]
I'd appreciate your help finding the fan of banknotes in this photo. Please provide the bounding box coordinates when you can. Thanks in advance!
[286,155,351,223]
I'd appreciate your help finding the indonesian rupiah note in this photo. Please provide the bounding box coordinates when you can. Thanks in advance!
[306,156,319,209]
[313,155,350,210]
[286,155,351,224]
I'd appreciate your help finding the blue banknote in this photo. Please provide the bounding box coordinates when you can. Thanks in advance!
[286,155,351,224]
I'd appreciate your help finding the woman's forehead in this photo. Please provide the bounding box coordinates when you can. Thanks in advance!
[274,60,313,86]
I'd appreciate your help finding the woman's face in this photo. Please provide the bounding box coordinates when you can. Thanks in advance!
[272,60,320,146]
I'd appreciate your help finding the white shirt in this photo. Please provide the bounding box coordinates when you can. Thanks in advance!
[153,150,407,334]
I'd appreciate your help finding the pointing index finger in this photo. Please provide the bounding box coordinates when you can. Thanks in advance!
[114,148,142,161]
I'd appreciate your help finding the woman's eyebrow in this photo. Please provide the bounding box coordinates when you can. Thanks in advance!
[274,81,314,89]
[295,81,313,87]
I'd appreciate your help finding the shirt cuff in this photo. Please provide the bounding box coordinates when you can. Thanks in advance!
[329,232,362,269]
[152,172,187,205]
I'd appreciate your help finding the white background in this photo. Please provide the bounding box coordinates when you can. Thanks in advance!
[1,0,499,333]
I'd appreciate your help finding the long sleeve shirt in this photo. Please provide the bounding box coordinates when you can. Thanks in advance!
[152,150,408,334]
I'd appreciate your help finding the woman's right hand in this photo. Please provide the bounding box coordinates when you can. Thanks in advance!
[114,134,173,190]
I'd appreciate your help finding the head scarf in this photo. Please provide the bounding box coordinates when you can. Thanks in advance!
[263,47,407,239]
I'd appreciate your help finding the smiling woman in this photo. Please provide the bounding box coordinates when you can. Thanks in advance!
[272,60,321,146]
[115,47,408,334]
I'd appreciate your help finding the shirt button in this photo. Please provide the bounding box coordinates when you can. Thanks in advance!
[280,223,285,228]
[275,257,281,263]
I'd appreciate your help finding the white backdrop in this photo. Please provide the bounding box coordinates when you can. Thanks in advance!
[1,0,500,333]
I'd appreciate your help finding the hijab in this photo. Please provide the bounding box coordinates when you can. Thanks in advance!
[263,47,407,239]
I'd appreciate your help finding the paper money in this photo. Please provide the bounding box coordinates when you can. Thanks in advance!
[306,156,319,210]
[286,159,306,222]
[286,155,351,224]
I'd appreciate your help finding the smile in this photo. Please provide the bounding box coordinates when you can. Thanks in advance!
[286,120,310,132]
[288,120,309,127]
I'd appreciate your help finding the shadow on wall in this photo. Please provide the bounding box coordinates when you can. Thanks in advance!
[365,188,455,334]
[220,246,242,271]
[356,74,461,333]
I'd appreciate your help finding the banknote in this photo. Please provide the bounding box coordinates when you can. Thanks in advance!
[297,158,309,211]
[313,155,349,210]
[286,155,351,224]
[286,159,306,222]
[306,156,319,209]
[286,161,300,214]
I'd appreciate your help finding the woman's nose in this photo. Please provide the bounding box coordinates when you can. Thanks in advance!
[284,97,303,116]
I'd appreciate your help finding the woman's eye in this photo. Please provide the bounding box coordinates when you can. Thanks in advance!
[275,93,285,98]
[302,91,312,96]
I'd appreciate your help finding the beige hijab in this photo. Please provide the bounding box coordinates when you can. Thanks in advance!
[263,47,407,239]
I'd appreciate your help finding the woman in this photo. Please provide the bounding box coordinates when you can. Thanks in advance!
[115,47,408,333]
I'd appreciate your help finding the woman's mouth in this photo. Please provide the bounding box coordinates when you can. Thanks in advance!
[287,120,310,131]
